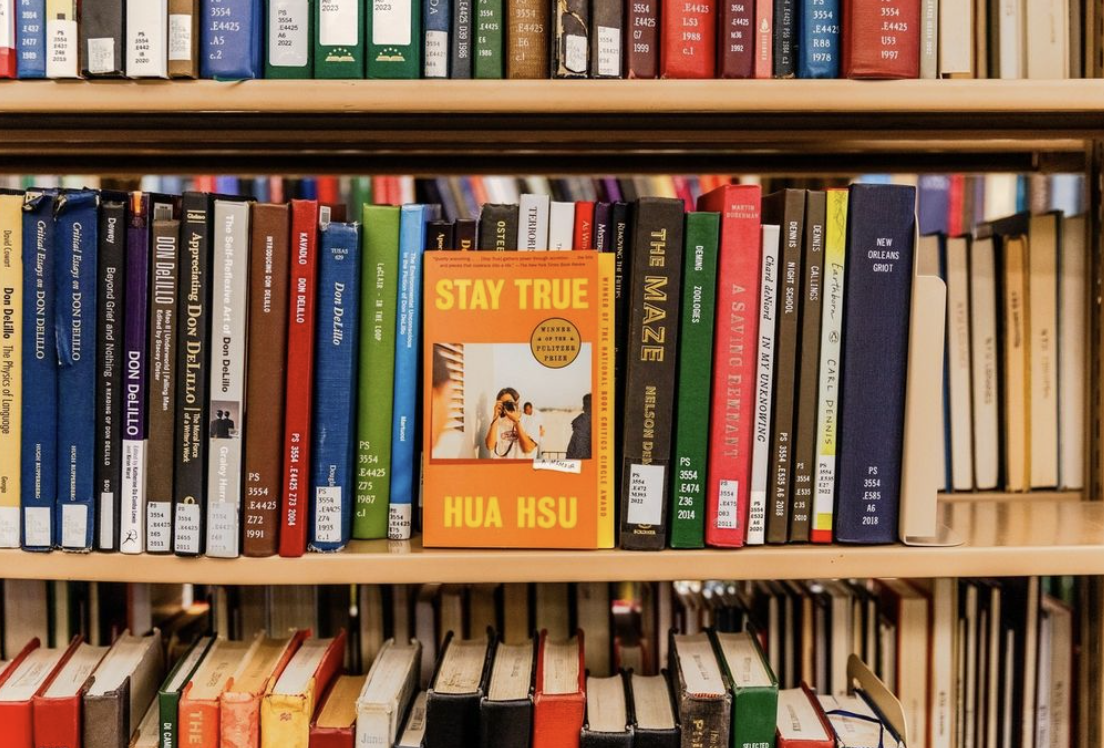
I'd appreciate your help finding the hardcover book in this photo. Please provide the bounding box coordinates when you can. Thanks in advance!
[841,0,920,78]
[220,633,304,748]
[314,0,365,78]
[754,0,772,78]
[168,0,201,77]
[625,0,657,77]
[44,0,78,77]
[835,184,916,543]
[120,197,151,555]
[533,633,586,748]
[478,204,519,251]
[943,235,974,491]
[581,673,631,746]
[424,0,450,76]
[17,0,45,78]
[451,0,473,77]
[31,642,108,748]
[127,1,170,77]
[0,0,13,77]
[83,630,165,748]
[158,636,215,748]
[80,0,125,76]
[177,638,256,747]
[0,640,74,747]
[201,0,263,79]
[797,0,840,77]
[718,0,753,78]
[669,211,720,549]
[505,0,548,77]
[660,0,715,77]
[968,231,999,491]
[242,203,291,557]
[366,0,420,77]
[552,0,587,77]
[1028,213,1059,488]
[266,0,313,78]
[480,638,536,748]
[309,673,366,747]
[260,633,347,748]
[548,201,573,250]
[711,631,778,748]
[772,0,794,76]
[668,632,730,747]
[396,691,429,748]
[629,673,679,748]
[421,252,615,549]
[473,0,502,77]
[425,634,494,748]
[775,685,834,747]
[517,194,550,250]
[747,224,780,546]
[589,0,620,77]
[0,192,21,547]
[354,638,421,747]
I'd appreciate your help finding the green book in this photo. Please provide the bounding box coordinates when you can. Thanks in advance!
[314,0,367,78]
[711,630,779,748]
[473,0,503,78]
[265,0,314,79]
[353,205,401,539]
[348,177,373,222]
[669,211,720,548]
[158,636,214,748]
[366,0,422,77]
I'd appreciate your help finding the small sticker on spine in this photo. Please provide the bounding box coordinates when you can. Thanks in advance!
[24,507,51,548]
[206,502,239,558]
[147,501,172,552]
[716,480,739,529]
[61,504,88,549]
[87,37,115,74]
[564,34,586,74]
[169,14,192,61]
[388,503,413,540]
[270,1,309,67]
[627,463,665,526]
[46,19,78,78]
[424,30,448,77]
[597,26,620,77]
[174,503,201,555]
[0,507,19,548]
[314,486,342,544]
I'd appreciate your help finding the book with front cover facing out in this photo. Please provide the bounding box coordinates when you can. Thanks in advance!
[0,192,21,547]
[747,225,780,546]
[168,0,202,77]
[314,0,365,78]
[422,252,615,549]
[669,212,720,549]
[425,633,494,748]
[265,0,313,79]
[835,183,916,544]
[505,0,548,77]
[127,1,169,77]
[424,0,450,76]
[619,198,684,550]
[668,632,730,747]
[841,0,920,78]
[201,0,263,79]
[80,0,125,76]
[54,190,100,552]
[367,0,420,77]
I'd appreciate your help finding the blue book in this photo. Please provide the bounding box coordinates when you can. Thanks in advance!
[309,220,362,552]
[916,175,950,235]
[201,0,263,79]
[54,190,99,552]
[21,191,56,551]
[796,0,839,78]
[423,0,451,77]
[17,0,45,78]
[835,184,916,544]
[387,204,434,540]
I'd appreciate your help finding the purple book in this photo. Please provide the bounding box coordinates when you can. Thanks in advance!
[600,177,623,203]
[917,175,950,235]
[120,193,150,555]
[594,202,613,252]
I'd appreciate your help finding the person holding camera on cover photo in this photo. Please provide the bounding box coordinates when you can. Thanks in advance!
[485,387,539,460]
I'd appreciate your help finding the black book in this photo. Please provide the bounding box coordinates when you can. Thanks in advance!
[628,672,679,748]
[426,632,494,748]
[788,190,826,543]
[668,632,730,746]
[590,0,623,78]
[80,0,125,77]
[94,194,128,552]
[611,200,631,382]
[455,219,477,250]
[479,637,536,748]
[772,0,795,78]
[452,0,475,78]
[427,220,456,251]
[762,189,805,544]
[477,204,519,251]
[619,198,684,551]
[553,0,589,77]
[582,672,633,747]
[172,192,212,556]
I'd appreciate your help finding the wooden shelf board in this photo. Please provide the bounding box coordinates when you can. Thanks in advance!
[0,498,1098,584]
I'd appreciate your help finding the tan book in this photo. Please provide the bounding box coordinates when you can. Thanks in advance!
[575,583,610,677]
[129,699,161,748]
[1028,213,1059,489]
[467,584,499,638]
[358,585,385,673]
[1026,0,1069,79]
[178,637,258,747]
[1003,234,1030,492]
[879,580,930,748]
[535,584,569,641]
[314,674,367,729]
[502,584,531,645]
[167,0,200,78]
[506,0,550,78]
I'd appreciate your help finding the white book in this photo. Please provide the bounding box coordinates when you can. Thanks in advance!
[822,581,852,697]
[944,236,974,490]
[747,224,779,546]
[937,0,971,76]
[45,2,78,78]
[998,0,1024,78]
[1034,608,1052,748]
[929,579,957,748]
[1025,0,1068,79]
[517,194,551,250]
[268,0,311,70]
[0,1,12,57]
[394,691,428,748]
[356,639,422,747]
[1019,578,1040,748]
[983,175,1019,221]
[920,0,939,78]
[1028,214,1059,488]
[127,1,169,78]
[1058,214,1086,489]
[1041,597,1072,748]
[969,236,1000,490]
[547,201,575,250]
[206,199,251,558]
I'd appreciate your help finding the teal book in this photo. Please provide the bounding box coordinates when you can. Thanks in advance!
[473,0,502,77]
[265,0,314,78]
[314,0,366,77]
[669,211,720,549]
[353,205,400,539]
[366,0,421,77]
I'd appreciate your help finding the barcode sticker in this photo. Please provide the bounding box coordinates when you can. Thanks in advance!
[87,37,114,74]
[373,0,412,46]
[24,507,51,548]
[147,501,172,552]
[168,14,191,61]
[174,503,201,555]
[0,507,19,548]
[627,463,665,526]
[424,30,448,77]
[320,0,359,47]
[314,486,342,544]
[716,480,739,529]
[61,504,88,549]
[565,34,586,74]
[597,26,620,77]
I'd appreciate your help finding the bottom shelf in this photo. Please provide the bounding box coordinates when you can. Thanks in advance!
[0,495,1097,584]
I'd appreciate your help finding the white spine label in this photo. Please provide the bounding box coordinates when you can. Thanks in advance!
[626,463,665,526]
[61,504,88,549]
[87,37,114,74]
[174,503,201,554]
[597,26,620,77]
[270,0,309,67]
[147,501,172,552]
[320,0,359,46]
[424,29,448,76]
[169,14,191,61]
[564,34,586,73]
[373,0,412,46]
[388,503,413,540]
[98,492,115,550]
[24,507,51,548]
[314,486,342,544]
[716,480,738,529]
[120,439,147,554]
[0,2,11,49]
[46,18,78,78]
[0,506,19,548]
[206,501,239,558]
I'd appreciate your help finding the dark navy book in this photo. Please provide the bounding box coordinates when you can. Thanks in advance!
[54,190,99,551]
[309,220,362,552]
[423,0,451,77]
[201,0,263,79]
[21,190,56,551]
[835,183,916,544]
[17,0,46,78]
[797,0,840,78]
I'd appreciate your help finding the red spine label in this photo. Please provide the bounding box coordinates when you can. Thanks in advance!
[754,0,772,78]
[842,0,920,78]
[660,0,717,77]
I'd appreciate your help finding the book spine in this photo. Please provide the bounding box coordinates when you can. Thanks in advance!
[772,0,794,76]
[353,205,399,540]
[81,0,126,77]
[173,193,211,556]
[426,220,454,251]
[552,0,588,77]
[310,221,362,552]
[660,0,715,77]
[314,0,365,77]
[841,0,919,78]
[367,0,421,78]
[593,202,612,251]
[588,0,620,77]
[120,194,150,555]
[0,0,14,77]
[423,0,450,76]
[168,0,201,78]
[451,0,473,76]
[17,0,46,78]
[505,0,548,77]
[945,237,974,491]
[919,0,936,78]
[746,225,778,546]
[45,0,78,78]
[145,213,181,553]
[54,190,99,552]
[625,0,658,77]
[969,236,999,492]
[266,0,313,79]
[834,184,915,543]
[797,0,839,78]
[473,0,502,77]
[477,204,519,250]
[731,687,778,748]
[764,190,805,544]
[548,201,574,250]
[127,1,170,77]
[619,198,685,551]
[572,201,595,250]
[387,205,428,540]
[242,204,291,557]
[517,194,550,250]
[279,200,319,557]
[754,0,772,78]
[201,0,263,79]
[454,218,477,250]
[787,191,825,543]
[718,0,753,78]
[669,212,720,549]
[0,194,21,547]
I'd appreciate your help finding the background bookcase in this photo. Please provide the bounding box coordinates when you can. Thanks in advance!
[1,77,1103,744]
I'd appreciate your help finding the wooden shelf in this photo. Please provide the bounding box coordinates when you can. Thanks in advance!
[0,497,1098,585]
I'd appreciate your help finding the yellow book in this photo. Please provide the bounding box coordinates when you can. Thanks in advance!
[260,633,346,748]
[0,193,21,548]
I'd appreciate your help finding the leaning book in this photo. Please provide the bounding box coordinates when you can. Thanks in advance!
[421,252,615,549]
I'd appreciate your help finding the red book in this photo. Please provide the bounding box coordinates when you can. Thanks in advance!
[719,0,754,78]
[754,0,773,78]
[532,631,586,748]
[33,642,109,748]
[573,202,595,250]
[776,684,835,748]
[279,200,320,558]
[626,0,660,78]
[698,184,762,547]
[194,176,217,193]
[308,674,367,748]
[842,0,920,79]
[660,0,717,77]
[0,12,14,79]
[317,177,341,207]
[0,639,78,748]
[947,175,965,237]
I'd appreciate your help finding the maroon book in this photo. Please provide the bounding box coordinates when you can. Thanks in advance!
[626,0,660,78]
[842,0,920,78]
[719,0,754,77]
[660,0,717,77]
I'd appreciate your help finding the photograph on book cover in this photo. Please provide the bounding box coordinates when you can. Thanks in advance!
[209,401,241,439]
[430,340,592,462]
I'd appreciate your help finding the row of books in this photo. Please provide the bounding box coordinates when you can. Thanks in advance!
[0,0,1093,81]
[0,575,1081,748]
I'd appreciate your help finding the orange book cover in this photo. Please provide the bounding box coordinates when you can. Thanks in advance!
[422,252,616,549]
[220,631,308,748]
